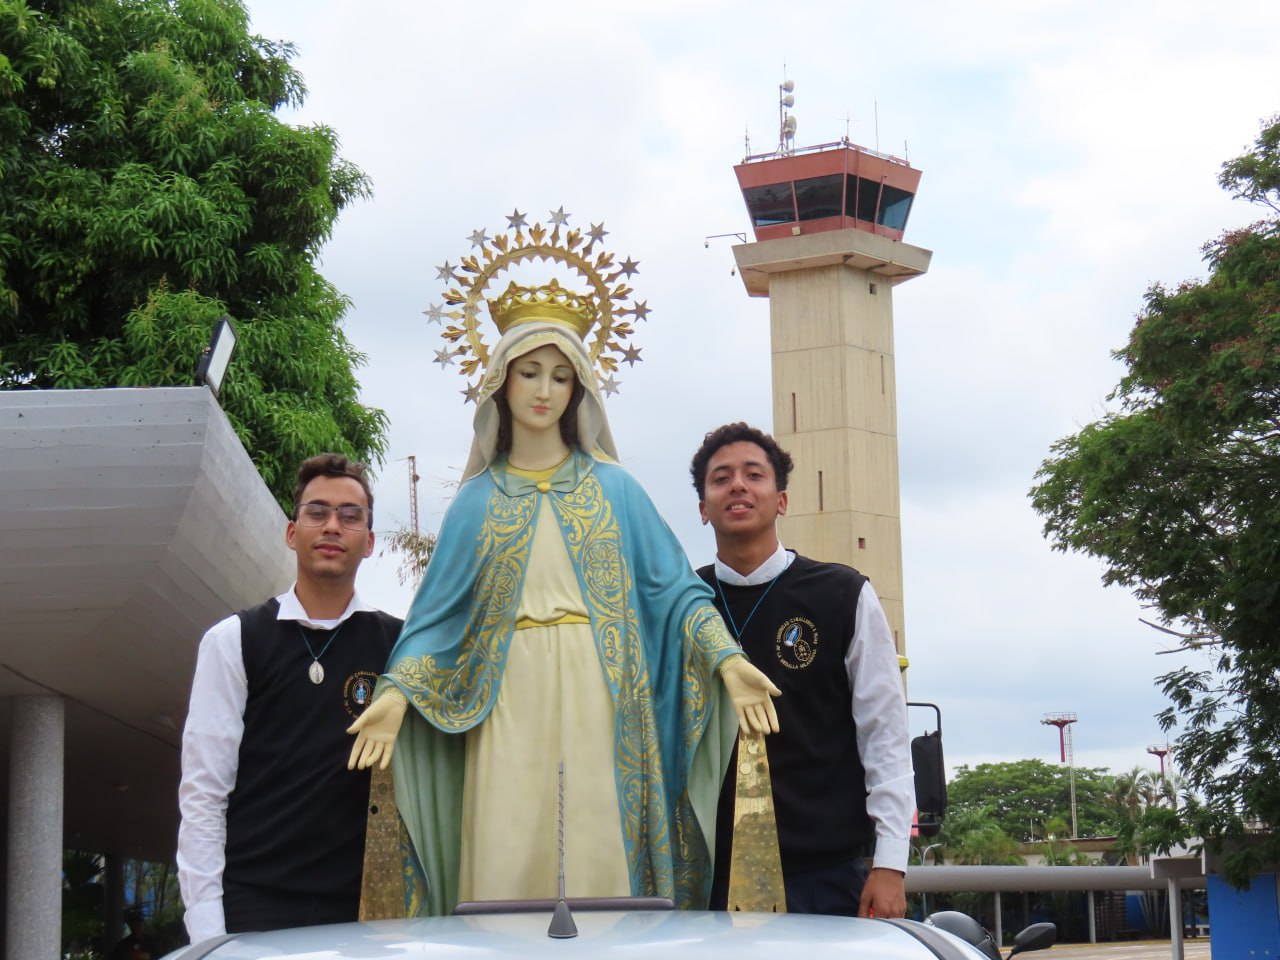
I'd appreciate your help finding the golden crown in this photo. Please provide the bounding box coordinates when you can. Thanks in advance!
[489,280,595,337]
[423,208,651,403]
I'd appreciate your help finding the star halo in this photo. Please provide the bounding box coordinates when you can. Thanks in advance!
[430,210,650,402]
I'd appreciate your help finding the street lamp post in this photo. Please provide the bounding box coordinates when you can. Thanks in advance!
[918,842,943,916]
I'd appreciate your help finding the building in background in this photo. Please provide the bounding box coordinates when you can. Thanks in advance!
[729,87,932,663]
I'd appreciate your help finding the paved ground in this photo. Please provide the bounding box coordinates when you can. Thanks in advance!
[1044,939,1210,960]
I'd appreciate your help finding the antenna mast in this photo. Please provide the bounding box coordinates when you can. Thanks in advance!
[547,761,578,939]
[406,455,420,536]
[777,76,796,156]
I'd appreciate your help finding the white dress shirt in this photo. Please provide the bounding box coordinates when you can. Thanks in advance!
[176,586,377,943]
[714,543,916,873]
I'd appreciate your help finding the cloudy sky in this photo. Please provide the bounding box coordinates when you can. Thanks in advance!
[243,0,1278,779]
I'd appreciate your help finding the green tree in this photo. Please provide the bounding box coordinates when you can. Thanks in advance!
[1040,841,1095,866]
[1107,766,1190,865]
[945,759,1115,841]
[0,0,387,505]
[1031,115,1280,885]
[927,806,1024,923]
[62,849,104,958]
[935,806,1026,865]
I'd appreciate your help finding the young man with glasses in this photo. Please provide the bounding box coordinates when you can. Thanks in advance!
[178,454,402,941]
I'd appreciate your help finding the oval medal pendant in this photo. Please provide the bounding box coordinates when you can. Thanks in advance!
[308,660,325,685]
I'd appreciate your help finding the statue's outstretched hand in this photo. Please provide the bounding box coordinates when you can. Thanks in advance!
[346,688,408,771]
[719,656,781,735]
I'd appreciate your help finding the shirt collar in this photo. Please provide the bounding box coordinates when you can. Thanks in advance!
[275,584,375,628]
[714,542,794,587]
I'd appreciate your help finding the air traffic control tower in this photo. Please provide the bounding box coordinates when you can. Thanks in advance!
[730,85,931,661]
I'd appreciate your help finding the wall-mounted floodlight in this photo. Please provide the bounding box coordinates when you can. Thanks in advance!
[194,315,238,399]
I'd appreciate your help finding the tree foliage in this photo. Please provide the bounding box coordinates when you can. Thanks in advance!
[1031,116,1280,884]
[1106,766,1190,864]
[62,849,104,958]
[933,805,1026,866]
[379,527,437,587]
[945,759,1115,842]
[0,0,387,505]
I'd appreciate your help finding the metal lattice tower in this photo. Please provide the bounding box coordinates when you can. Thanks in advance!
[1042,712,1079,838]
[406,455,420,536]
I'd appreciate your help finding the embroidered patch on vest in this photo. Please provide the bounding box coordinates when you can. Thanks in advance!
[775,617,819,670]
[343,671,379,718]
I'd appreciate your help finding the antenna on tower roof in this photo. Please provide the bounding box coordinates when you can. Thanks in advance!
[778,75,796,157]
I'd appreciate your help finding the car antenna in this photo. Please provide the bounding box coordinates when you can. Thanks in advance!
[547,761,579,939]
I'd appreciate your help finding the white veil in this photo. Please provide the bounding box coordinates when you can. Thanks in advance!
[461,320,619,482]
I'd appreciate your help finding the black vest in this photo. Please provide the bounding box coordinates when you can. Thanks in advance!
[223,599,401,900]
[699,554,873,873]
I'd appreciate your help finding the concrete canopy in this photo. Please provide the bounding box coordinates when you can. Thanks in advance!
[0,387,293,863]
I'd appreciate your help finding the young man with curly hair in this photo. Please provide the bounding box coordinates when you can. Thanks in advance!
[691,423,914,918]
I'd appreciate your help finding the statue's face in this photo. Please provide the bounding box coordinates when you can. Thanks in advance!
[505,343,576,436]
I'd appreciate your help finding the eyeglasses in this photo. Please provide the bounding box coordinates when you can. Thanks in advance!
[296,502,369,531]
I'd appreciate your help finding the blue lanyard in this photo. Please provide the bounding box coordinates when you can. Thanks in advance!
[299,621,344,659]
[715,573,782,640]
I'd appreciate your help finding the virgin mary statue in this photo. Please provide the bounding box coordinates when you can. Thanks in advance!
[349,278,779,916]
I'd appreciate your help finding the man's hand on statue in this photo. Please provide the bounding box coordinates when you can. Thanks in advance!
[719,656,781,734]
[858,867,907,919]
[346,689,408,771]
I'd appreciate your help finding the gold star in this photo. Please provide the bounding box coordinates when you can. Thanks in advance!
[619,256,639,277]
[506,209,528,229]
[619,344,643,366]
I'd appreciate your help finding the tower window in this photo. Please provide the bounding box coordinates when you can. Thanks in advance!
[878,184,914,231]
[743,183,795,227]
[794,175,843,221]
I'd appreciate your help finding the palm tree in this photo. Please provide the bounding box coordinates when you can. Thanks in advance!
[1106,765,1184,933]
[1156,770,1186,811]
[938,806,1025,866]
[1109,766,1155,818]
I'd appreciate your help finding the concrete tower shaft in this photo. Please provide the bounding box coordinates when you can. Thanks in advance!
[731,219,931,658]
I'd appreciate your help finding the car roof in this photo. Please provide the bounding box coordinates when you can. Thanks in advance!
[169,910,986,960]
